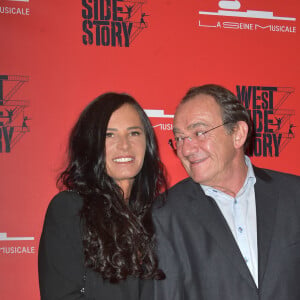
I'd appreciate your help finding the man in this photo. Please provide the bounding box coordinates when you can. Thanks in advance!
[153,84,300,300]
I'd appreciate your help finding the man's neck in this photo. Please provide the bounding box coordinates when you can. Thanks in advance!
[209,157,248,198]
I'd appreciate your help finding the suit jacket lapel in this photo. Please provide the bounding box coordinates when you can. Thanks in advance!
[254,167,278,287]
[185,179,257,290]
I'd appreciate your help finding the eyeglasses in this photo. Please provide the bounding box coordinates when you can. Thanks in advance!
[168,122,231,151]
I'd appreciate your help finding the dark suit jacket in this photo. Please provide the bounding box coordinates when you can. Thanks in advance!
[38,191,152,300]
[153,167,300,300]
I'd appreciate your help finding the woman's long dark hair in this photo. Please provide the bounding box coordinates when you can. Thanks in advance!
[57,93,166,282]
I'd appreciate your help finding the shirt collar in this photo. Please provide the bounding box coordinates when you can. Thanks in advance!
[238,156,256,197]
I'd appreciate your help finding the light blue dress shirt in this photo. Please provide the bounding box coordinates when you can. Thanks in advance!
[201,156,258,286]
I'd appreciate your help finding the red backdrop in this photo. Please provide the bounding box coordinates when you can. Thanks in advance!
[0,0,299,298]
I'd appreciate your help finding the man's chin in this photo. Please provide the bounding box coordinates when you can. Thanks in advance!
[190,173,206,184]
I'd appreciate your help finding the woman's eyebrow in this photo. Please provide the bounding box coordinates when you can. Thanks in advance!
[106,126,144,131]
[127,126,144,130]
[106,128,118,131]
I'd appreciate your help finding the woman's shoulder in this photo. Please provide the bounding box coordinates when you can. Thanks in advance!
[46,191,84,221]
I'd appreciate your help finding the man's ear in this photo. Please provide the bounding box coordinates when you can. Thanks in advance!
[233,121,248,149]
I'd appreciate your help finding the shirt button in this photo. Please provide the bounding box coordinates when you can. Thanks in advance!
[238,227,243,233]
[234,199,237,204]
[80,287,85,294]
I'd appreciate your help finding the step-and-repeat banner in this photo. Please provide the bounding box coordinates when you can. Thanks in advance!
[0,0,299,298]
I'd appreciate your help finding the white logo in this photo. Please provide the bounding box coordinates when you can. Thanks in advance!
[7,0,29,2]
[199,1,295,21]
[144,109,174,131]
[0,232,34,241]
[0,233,35,254]
[144,109,174,119]
[1,2,30,16]
[198,1,296,33]
[152,123,173,131]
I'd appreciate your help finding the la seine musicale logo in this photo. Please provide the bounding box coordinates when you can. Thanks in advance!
[0,75,31,154]
[145,109,174,132]
[198,0,296,33]
[82,0,150,47]
[0,232,35,255]
[0,0,30,16]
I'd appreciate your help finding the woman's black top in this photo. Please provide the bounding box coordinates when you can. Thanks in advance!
[38,191,153,300]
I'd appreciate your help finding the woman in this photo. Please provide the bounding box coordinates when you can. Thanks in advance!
[38,93,166,299]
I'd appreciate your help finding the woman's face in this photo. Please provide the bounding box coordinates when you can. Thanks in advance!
[105,104,146,196]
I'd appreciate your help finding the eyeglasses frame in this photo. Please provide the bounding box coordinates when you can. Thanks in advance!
[168,122,232,151]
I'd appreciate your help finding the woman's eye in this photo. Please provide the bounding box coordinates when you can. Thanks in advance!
[106,132,114,138]
[175,137,183,142]
[130,131,141,136]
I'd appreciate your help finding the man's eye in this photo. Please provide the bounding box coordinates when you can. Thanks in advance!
[195,131,205,137]
[106,132,114,138]
[175,137,183,142]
